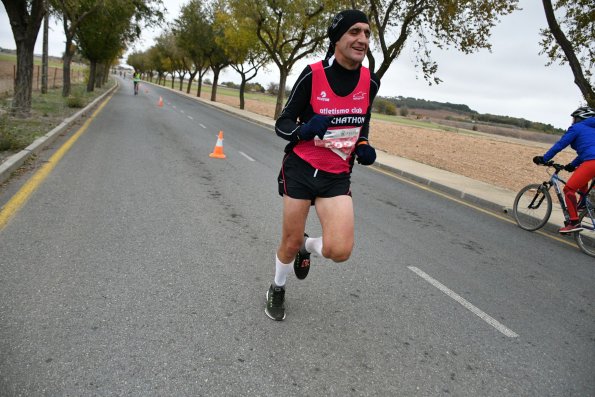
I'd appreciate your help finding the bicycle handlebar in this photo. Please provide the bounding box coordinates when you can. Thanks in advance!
[538,161,565,172]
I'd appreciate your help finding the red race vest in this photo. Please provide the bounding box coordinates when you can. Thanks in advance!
[293,61,371,173]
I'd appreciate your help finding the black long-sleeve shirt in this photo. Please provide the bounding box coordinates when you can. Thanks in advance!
[275,58,380,146]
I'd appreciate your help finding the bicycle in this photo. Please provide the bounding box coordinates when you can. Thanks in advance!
[512,161,595,257]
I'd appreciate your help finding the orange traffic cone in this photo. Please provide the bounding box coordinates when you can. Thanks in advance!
[158,96,163,107]
[209,131,226,159]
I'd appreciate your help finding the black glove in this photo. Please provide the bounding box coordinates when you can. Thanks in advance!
[564,163,576,172]
[355,141,376,165]
[298,115,332,141]
[532,156,545,165]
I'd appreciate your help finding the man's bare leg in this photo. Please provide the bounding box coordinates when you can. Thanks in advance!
[314,195,354,262]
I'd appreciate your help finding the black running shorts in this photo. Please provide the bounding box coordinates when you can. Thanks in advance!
[278,151,351,203]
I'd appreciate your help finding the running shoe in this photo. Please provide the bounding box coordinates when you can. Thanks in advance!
[293,233,311,280]
[265,284,286,321]
[559,223,583,234]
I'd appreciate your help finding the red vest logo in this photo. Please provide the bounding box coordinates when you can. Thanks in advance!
[353,91,366,100]
[316,91,330,102]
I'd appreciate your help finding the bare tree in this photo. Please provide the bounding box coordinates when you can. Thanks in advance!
[229,0,336,119]
[540,0,594,106]
[361,0,519,83]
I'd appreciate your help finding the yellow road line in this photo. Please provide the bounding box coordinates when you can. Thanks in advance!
[0,93,113,231]
[371,166,576,247]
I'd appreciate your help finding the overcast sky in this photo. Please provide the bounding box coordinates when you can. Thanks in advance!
[0,0,587,129]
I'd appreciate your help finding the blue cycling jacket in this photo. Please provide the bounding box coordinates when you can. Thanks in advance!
[543,117,595,167]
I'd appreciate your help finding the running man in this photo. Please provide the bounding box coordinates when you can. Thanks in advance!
[266,9,381,321]
[133,70,141,95]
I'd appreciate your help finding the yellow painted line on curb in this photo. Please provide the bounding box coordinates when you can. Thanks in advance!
[372,166,576,248]
[0,93,113,231]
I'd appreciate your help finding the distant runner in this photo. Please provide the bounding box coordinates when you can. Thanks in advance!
[133,71,141,95]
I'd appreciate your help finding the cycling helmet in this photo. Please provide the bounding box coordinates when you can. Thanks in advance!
[570,106,595,120]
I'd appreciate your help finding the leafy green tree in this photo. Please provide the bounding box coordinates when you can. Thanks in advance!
[50,0,101,97]
[205,1,231,102]
[1,0,47,116]
[76,1,132,91]
[540,0,594,106]
[214,5,270,109]
[127,51,148,75]
[172,0,213,95]
[147,47,168,84]
[51,0,164,97]
[229,0,336,119]
[155,32,184,89]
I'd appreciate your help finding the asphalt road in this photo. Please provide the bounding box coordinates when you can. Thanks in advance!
[0,78,593,396]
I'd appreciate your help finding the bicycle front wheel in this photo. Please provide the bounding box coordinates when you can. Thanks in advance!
[513,184,552,231]
[574,209,595,257]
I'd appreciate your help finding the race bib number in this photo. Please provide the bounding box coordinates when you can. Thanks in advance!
[314,127,360,160]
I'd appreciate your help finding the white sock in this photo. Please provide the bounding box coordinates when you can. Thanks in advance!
[274,254,293,287]
[305,236,323,257]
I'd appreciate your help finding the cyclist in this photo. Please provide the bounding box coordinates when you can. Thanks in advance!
[265,9,380,321]
[133,70,141,95]
[533,106,595,233]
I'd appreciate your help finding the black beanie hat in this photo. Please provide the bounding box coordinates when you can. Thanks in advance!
[325,9,369,60]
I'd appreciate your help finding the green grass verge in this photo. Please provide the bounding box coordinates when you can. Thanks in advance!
[0,80,114,152]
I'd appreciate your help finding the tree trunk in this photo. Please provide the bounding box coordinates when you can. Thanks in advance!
[366,50,376,76]
[542,0,595,107]
[62,34,74,97]
[196,74,204,97]
[211,68,220,101]
[274,69,289,120]
[13,41,36,117]
[41,6,48,94]
[186,71,197,94]
[102,63,109,86]
[3,0,46,116]
[239,75,247,110]
[95,62,104,89]
[87,61,96,92]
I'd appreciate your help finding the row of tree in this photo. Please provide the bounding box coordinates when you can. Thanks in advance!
[3,0,593,122]
[126,0,269,111]
[373,96,564,134]
[2,0,164,117]
[473,113,564,134]
[386,97,475,114]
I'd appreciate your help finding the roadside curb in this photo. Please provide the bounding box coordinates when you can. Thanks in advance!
[0,81,119,185]
[372,160,511,215]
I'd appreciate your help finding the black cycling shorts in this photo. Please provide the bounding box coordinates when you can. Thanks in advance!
[278,151,351,204]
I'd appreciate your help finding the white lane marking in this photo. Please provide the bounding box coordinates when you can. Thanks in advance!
[199,123,206,129]
[408,266,519,338]
[187,116,193,120]
[180,110,185,114]
[239,151,255,162]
